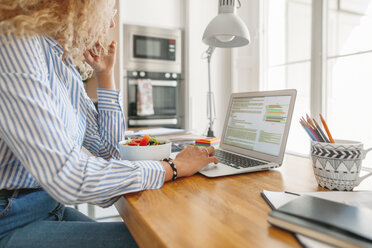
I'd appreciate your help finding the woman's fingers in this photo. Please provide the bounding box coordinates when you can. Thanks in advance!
[206,146,215,156]
[200,147,218,164]
[198,146,209,156]
[108,41,117,54]
[198,146,215,157]
[84,50,96,65]
[208,156,219,164]
[196,146,218,164]
[84,40,116,73]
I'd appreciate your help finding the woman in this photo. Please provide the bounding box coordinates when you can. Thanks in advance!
[0,1,218,247]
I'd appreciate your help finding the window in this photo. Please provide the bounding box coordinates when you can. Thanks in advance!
[326,0,372,163]
[262,0,312,155]
[262,0,372,165]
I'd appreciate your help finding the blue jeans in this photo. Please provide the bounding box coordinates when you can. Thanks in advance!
[0,190,138,248]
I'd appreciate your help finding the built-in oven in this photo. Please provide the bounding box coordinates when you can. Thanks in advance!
[123,24,183,128]
[126,71,182,127]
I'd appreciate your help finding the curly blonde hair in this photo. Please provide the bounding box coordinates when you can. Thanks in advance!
[0,0,115,80]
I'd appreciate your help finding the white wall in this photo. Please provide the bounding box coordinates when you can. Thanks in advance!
[120,0,184,29]
[232,0,261,93]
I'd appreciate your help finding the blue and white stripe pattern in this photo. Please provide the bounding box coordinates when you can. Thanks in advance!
[0,34,165,207]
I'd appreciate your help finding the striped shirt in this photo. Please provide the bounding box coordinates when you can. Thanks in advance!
[0,34,165,207]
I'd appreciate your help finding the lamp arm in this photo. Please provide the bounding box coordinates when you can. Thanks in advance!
[202,46,216,60]
[206,46,215,100]
[203,46,216,137]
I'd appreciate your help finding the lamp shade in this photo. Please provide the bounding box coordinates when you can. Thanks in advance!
[202,1,250,48]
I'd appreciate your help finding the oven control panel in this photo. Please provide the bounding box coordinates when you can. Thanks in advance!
[127,71,181,80]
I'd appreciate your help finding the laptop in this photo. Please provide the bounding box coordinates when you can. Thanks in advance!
[199,89,297,177]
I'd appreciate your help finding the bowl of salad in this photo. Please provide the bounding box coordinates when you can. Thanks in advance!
[118,135,171,161]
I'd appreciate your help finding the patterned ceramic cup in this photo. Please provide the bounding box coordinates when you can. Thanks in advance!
[310,140,372,191]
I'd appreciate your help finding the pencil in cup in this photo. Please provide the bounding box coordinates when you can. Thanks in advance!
[312,118,330,143]
[301,117,322,141]
[300,120,317,141]
[306,115,330,142]
[304,120,323,142]
[306,116,326,142]
[306,114,316,128]
[319,114,335,143]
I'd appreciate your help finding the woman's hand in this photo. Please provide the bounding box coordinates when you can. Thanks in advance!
[84,41,117,74]
[84,41,117,89]
[162,146,219,182]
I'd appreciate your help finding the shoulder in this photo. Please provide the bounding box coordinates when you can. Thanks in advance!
[0,33,51,74]
[0,33,44,51]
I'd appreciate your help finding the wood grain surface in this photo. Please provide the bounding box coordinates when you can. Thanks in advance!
[115,154,372,248]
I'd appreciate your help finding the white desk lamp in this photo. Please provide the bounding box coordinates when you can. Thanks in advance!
[202,0,250,137]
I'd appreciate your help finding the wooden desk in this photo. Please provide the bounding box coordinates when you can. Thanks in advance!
[115,154,372,248]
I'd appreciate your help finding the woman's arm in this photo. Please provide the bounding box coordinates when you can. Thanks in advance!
[82,87,125,160]
[81,41,124,159]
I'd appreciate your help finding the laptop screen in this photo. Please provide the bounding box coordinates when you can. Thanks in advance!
[222,95,292,156]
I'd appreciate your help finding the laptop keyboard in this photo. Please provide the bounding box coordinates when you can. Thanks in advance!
[214,149,266,169]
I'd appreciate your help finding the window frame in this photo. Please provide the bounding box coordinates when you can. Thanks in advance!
[311,0,327,119]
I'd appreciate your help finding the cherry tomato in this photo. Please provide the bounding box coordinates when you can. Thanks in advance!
[128,139,140,146]
[139,135,151,146]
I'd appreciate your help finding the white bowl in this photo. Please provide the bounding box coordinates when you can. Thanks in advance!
[118,140,171,161]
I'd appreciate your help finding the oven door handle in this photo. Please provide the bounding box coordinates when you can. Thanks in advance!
[129,118,178,126]
[128,79,178,87]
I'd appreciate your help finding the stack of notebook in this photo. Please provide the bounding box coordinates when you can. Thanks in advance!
[195,138,221,147]
[267,195,372,248]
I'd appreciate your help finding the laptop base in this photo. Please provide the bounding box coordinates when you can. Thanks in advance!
[199,162,279,177]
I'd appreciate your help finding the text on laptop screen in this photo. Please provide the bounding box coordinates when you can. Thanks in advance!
[223,95,292,156]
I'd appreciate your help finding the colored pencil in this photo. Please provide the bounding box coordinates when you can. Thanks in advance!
[301,117,309,128]
[304,121,322,142]
[306,115,326,142]
[301,116,322,141]
[313,118,330,143]
[319,114,335,143]
[306,114,316,129]
[300,120,317,141]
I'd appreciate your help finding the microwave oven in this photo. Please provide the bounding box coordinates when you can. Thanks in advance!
[123,24,182,73]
